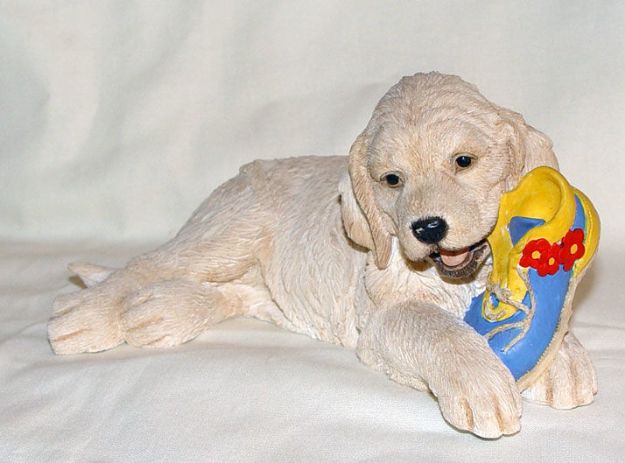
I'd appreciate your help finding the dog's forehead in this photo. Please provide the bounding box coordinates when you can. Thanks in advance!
[371,114,495,165]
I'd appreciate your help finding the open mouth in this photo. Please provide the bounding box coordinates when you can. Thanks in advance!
[429,240,490,279]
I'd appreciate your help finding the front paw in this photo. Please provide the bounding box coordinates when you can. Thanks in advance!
[433,354,522,438]
[522,333,597,409]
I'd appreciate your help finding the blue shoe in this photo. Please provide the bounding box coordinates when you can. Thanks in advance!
[464,167,600,389]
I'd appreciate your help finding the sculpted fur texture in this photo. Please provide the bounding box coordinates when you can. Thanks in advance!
[48,72,596,438]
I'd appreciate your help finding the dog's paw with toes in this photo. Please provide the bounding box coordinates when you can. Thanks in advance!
[120,280,218,348]
[48,287,124,355]
[522,333,597,409]
[433,361,522,438]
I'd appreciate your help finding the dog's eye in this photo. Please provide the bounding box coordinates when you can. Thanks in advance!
[454,154,474,170]
[382,173,402,188]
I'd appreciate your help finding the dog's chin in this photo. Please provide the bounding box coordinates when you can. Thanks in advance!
[428,240,490,280]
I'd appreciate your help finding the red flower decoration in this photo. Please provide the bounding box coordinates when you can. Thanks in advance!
[537,243,562,276]
[520,238,551,269]
[520,238,562,276]
[559,228,585,271]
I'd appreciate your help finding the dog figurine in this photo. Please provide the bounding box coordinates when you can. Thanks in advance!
[48,72,597,438]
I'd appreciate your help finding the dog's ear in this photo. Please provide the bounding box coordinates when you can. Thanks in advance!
[500,109,559,188]
[338,171,375,251]
[345,133,392,269]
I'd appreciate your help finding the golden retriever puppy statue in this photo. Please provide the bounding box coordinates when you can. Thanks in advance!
[48,72,597,438]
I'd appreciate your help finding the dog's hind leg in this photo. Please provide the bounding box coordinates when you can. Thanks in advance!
[120,276,283,348]
[120,280,242,348]
[49,172,271,354]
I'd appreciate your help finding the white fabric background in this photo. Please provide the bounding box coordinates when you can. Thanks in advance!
[1,1,624,461]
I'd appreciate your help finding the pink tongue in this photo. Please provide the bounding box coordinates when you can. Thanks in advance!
[440,248,470,267]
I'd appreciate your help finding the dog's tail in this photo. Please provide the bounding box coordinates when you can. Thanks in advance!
[67,262,117,287]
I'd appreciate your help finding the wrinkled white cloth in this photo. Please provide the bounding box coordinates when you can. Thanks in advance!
[1,2,624,461]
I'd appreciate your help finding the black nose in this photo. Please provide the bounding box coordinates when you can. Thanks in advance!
[411,217,448,244]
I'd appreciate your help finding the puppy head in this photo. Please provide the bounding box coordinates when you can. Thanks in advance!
[341,72,558,275]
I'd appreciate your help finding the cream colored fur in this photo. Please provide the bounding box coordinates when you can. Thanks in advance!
[48,72,596,438]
